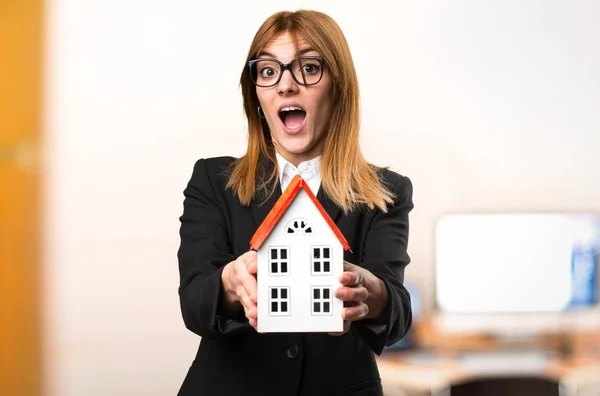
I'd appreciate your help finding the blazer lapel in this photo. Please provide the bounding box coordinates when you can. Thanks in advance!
[316,185,342,225]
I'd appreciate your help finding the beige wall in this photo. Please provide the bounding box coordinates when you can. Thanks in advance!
[43,0,600,395]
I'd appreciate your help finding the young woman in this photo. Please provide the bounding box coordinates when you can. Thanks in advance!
[177,10,414,396]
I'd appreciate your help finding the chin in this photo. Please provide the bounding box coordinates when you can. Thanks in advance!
[280,146,310,157]
[282,135,312,150]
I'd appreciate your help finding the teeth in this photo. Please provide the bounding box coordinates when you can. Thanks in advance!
[280,106,303,112]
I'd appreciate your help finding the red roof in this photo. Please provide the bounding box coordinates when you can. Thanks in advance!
[249,175,351,251]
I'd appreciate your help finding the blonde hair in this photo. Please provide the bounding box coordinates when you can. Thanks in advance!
[227,10,395,213]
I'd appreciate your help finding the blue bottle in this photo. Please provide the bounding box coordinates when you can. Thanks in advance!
[569,244,598,308]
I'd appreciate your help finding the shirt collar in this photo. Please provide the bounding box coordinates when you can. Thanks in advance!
[275,151,322,185]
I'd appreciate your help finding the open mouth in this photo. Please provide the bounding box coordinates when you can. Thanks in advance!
[279,106,307,130]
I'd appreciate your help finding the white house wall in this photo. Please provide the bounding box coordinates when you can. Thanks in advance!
[257,190,343,332]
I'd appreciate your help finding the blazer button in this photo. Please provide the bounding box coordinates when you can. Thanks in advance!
[286,345,300,359]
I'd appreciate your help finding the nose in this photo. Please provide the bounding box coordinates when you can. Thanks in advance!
[277,69,299,95]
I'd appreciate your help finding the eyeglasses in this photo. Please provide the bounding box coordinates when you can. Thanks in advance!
[248,56,325,87]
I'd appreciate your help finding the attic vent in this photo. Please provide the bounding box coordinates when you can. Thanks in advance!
[285,218,313,235]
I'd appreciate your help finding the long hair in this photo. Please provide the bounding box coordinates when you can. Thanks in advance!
[227,10,395,213]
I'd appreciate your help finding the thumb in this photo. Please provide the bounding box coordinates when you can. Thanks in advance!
[246,252,258,275]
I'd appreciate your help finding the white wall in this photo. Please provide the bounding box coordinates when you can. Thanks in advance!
[43,0,600,395]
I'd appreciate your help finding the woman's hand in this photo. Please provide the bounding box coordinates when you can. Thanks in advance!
[329,261,389,336]
[221,250,258,328]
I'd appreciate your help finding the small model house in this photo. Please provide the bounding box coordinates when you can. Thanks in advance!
[250,175,351,333]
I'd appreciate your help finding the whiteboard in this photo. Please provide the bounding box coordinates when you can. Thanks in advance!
[435,214,597,313]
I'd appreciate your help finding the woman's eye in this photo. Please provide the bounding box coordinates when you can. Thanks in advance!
[303,64,319,74]
[260,67,276,78]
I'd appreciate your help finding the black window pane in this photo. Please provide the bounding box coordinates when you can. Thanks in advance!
[314,289,320,299]
[324,248,330,258]
[324,302,330,312]
[271,288,278,298]
[281,262,287,273]
[305,227,312,233]
[271,302,278,312]
[281,288,287,299]
[313,248,320,258]
[314,302,320,313]
[294,220,298,228]
[323,288,330,299]
[281,302,288,312]
[281,249,287,259]
[287,227,294,234]
[301,220,305,228]
[323,261,330,272]
[314,262,320,272]
[271,249,277,259]
[271,262,277,273]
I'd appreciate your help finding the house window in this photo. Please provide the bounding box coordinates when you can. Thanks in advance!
[269,246,289,275]
[285,218,313,235]
[311,287,332,315]
[269,287,290,316]
[311,246,332,275]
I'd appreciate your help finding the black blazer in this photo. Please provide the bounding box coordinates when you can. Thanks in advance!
[177,156,414,396]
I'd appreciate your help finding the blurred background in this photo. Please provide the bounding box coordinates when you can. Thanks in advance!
[1,0,599,395]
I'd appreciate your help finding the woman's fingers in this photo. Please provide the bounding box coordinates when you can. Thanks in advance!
[340,271,363,287]
[228,253,258,325]
[336,285,368,302]
[343,303,369,321]
[240,290,257,320]
[243,251,258,275]
[221,251,260,329]
[238,271,257,323]
[244,269,258,303]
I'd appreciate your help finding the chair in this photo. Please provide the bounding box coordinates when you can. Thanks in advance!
[447,376,561,396]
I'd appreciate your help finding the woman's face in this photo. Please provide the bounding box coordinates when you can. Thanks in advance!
[255,32,333,166]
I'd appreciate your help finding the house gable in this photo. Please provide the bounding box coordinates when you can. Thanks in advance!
[249,175,350,252]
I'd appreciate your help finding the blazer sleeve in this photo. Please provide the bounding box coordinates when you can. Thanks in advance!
[177,158,251,339]
[353,174,414,355]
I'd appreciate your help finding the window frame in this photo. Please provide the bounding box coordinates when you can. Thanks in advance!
[268,286,291,316]
[268,246,290,276]
[311,246,332,275]
[311,286,333,316]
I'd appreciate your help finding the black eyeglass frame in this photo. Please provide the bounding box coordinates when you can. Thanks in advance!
[248,56,326,87]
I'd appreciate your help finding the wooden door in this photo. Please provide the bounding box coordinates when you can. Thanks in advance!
[0,0,44,395]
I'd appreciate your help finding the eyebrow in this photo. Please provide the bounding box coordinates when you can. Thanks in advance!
[256,48,319,59]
